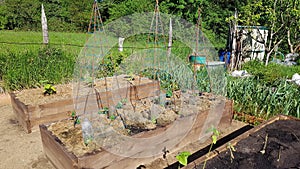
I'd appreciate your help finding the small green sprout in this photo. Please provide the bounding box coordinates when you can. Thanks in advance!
[203,126,220,169]
[109,115,116,120]
[151,117,157,124]
[43,84,56,95]
[70,111,80,127]
[71,111,76,119]
[166,90,173,98]
[211,127,220,144]
[74,116,80,126]
[98,107,109,114]
[84,136,93,146]
[176,151,191,167]
[121,98,127,104]
[227,143,236,163]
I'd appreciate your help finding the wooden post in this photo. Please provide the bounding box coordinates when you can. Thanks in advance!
[230,8,238,71]
[167,18,172,57]
[41,4,49,44]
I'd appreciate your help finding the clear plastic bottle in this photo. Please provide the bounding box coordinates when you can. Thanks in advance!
[82,117,94,146]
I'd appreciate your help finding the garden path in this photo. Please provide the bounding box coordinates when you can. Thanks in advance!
[0,94,54,169]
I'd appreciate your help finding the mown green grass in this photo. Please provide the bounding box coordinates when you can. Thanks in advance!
[0,31,87,55]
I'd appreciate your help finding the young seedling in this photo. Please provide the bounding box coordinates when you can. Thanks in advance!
[98,107,109,114]
[176,151,191,168]
[151,117,157,124]
[166,90,173,98]
[202,126,220,169]
[43,84,56,96]
[70,111,80,127]
[109,115,116,120]
[116,99,127,109]
[227,142,236,163]
[260,134,268,154]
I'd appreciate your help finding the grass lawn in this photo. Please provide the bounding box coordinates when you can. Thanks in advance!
[0,31,88,55]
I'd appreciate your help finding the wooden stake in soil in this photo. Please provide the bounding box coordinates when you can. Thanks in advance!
[41,4,49,44]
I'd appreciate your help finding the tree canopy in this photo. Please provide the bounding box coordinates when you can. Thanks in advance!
[0,0,299,54]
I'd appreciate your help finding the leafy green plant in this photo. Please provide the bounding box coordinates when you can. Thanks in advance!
[227,76,300,119]
[69,111,80,127]
[43,84,57,96]
[242,60,300,84]
[176,151,191,167]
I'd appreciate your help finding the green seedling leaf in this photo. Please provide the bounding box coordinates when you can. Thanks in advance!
[176,151,191,166]
[166,90,173,98]
[212,135,218,144]
[43,84,57,95]
[98,107,109,114]
[212,128,220,137]
[151,118,157,124]
[50,86,57,92]
[121,98,127,104]
[109,115,116,120]
[116,102,123,109]
[71,111,76,118]
[73,116,80,127]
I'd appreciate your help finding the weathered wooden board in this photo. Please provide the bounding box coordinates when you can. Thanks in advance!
[11,80,160,133]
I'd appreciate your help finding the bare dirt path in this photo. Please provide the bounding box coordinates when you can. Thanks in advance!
[0,94,55,169]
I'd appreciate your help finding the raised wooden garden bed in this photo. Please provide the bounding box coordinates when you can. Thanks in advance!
[40,98,234,169]
[185,115,300,169]
[10,75,160,133]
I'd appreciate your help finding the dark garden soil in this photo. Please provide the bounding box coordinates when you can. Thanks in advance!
[196,119,300,169]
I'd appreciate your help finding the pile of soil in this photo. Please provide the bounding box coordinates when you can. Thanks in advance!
[197,119,300,169]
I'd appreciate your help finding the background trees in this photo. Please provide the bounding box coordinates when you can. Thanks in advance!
[0,0,299,57]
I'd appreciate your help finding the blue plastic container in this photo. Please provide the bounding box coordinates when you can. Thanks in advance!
[219,52,231,64]
[189,55,206,64]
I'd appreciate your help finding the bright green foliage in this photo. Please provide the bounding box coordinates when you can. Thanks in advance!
[108,0,154,22]
[1,46,75,91]
[236,0,300,54]
[227,76,300,119]
[211,127,220,144]
[207,126,220,144]
[242,60,300,84]
[176,151,191,166]
[227,62,300,119]
[109,115,116,120]
[43,84,56,95]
